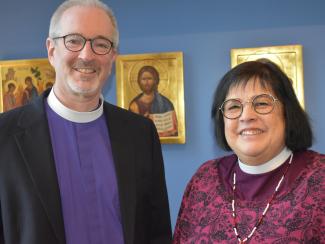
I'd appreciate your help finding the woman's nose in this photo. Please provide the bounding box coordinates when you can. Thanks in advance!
[239,102,257,121]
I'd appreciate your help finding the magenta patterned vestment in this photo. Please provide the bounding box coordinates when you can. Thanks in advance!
[173,150,324,243]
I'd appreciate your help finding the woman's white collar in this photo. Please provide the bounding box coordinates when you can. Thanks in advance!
[238,147,292,174]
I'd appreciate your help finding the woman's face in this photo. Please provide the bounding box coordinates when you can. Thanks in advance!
[224,79,286,165]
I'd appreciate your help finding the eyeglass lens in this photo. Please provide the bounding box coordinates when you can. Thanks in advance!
[64,34,113,55]
[221,94,276,119]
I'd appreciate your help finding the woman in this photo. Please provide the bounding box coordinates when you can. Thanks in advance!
[173,59,324,243]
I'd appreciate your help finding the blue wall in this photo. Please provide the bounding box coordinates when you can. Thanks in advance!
[1,0,325,229]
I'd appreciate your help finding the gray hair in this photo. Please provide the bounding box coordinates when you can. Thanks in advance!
[49,0,119,49]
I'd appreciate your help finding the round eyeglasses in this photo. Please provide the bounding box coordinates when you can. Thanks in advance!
[219,93,279,119]
[52,33,114,55]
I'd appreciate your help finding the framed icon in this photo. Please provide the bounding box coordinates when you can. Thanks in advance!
[231,45,304,108]
[116,51,185,144]
[0,58,55,112]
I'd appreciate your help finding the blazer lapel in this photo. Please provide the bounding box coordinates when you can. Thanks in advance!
[14,94,66,244]
[104,103,136,244]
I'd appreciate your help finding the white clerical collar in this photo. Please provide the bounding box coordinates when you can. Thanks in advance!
[238,147,292,174]
[47,88,104,123]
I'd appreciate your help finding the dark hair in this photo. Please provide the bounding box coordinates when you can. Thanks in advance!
[7,83,16,90]
[211,59,313,152]
[25,76,32,83]
[137,66,160,85]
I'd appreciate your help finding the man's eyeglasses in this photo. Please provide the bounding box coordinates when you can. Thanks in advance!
[219,93,279,119]
[52,34,114,55]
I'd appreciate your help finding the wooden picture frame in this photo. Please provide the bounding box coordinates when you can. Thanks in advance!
[231,45,304,108]
[116,51,185,144]
[0,58,55,112]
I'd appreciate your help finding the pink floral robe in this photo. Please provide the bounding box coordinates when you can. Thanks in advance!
[173,150,324,243]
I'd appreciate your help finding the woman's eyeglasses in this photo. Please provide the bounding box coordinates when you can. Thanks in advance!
[219,93,279,119]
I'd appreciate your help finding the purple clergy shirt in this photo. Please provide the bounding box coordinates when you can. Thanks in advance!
[218,152,307,201]
[45,102,124,244]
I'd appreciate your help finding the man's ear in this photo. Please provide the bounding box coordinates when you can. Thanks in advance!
[46,38,55,66]
[111,49,118,62]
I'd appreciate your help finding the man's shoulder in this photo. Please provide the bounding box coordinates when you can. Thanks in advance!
[0,106,24,126]
[103,102,158,143]
[156,92,172,103]
[0,95,45,134]
[0,105,30,141]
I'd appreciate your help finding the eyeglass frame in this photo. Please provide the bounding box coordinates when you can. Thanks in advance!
[219,93,279,120]
[52,33,114,55]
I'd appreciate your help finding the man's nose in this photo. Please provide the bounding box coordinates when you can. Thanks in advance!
[78,41,96,59]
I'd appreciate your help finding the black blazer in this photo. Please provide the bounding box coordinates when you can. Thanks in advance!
[0,90,172,244]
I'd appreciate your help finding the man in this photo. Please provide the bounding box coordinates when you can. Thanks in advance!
[129,66,178,137]
[0,1,172,243]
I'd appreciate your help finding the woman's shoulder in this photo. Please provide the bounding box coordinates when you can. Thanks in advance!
[303,149,325,158]
[189,154,237,182]
[306,149,325,175]
[310,149,325,160]
[292,150,324,190]
[199,154,236,169]
[296,149,325,169]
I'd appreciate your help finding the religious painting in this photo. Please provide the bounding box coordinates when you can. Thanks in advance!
[116,51,185,144]
[231,45,304,108]
[0,58,55,112]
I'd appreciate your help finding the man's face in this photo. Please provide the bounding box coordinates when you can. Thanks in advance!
[139,71,156,94]
[47,6,117,99]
